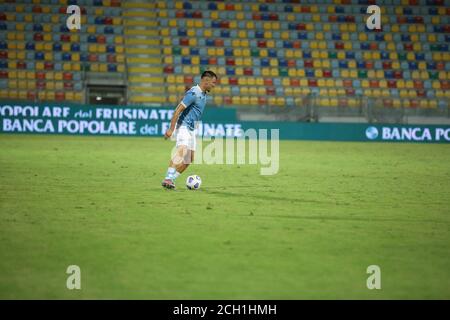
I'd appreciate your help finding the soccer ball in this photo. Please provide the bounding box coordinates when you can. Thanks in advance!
[186,175,202,190]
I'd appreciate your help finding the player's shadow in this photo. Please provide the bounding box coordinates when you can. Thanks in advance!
[204,187,331,205]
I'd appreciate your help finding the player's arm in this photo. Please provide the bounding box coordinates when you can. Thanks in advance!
[164,102,186,139]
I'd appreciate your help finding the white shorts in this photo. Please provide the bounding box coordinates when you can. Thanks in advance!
[175,125,196,151]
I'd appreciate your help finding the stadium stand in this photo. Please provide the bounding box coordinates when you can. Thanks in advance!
[0,0,449,111]
[0,0,125,103]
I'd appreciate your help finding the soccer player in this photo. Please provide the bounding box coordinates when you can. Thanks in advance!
[162,70,218,189]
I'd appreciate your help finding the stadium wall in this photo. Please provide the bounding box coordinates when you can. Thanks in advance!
[1,102,449,143]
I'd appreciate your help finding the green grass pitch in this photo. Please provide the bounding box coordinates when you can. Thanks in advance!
[0,134,449,299]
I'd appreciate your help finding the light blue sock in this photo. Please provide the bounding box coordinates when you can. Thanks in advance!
[165,167,176,180]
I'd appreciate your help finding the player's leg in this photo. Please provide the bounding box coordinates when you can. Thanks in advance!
[162,145,188,189]
[162,126,195,189]
[172,145,192,173]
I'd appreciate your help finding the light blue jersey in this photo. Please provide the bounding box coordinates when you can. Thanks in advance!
[177,85,207,131]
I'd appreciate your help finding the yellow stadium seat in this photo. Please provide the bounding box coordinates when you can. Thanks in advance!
[436,90,444,98]
[376,70,384,78]
[37,91,46,100]
[46,91,56,101]
[186,20,195,28]
[46,81,55,90]
[297,69,305,77]
[164,56,173,64]
[429,100,438,108]
[99,64,106,73]
[431,16,440,25]
[340,70,349,78]
[237,30,246,39]
[175,75,183,84]
[162,47,171,55]
[361,80,369,88]
[389,52,397,60]
[8,89,22,100]
[26,72,35,80]
[182,66,192,74]
[72,63,80,72]
[166,75,175,84]
[222,86,231,95]
[8,80,17,89]
[299,79,307,87]
[398,89,408,98]
[418,62,426,70]
[367,70,376,78]
[438,71,447,80]
[408,90,417,98]
[62,43,70,52]
[392,61,401,69]
[18,80,27,89]
[240,96,250,106]
[117,65,125,73]
[419,100,428,108]
[249,87,257,95]
[214,96,223,105]
[405,80,414,89]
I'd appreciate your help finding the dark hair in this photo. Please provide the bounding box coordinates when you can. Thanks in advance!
[201,70,217,79]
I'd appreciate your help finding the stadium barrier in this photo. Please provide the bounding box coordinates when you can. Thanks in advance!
[0,102,449,143]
